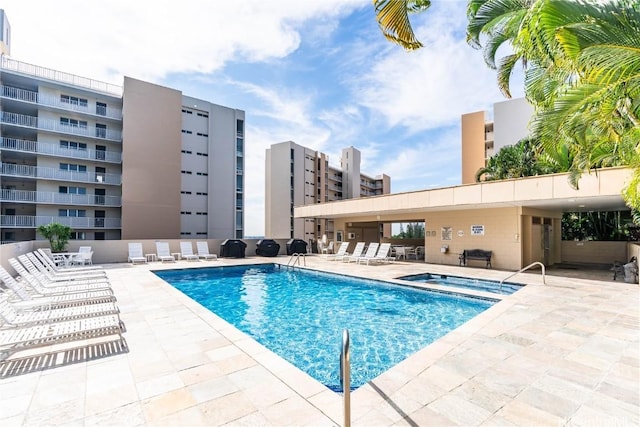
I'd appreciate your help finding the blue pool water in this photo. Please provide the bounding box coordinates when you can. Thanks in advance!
[154,264,496,391]
[397,273,523,295]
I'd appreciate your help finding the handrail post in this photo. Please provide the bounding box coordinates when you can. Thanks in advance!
[340,329,351,427]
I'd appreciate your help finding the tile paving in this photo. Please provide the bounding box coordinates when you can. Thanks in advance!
[1,256,638,426]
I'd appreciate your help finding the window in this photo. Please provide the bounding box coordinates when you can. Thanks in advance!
[236,119,244,135]
[196,172,208,176]
[60,118,87,128]
[181,170,192,175]
[70,232,86,240]
[196,192,208,196]
[182,109,193,114]
[196,152,208,157]
[180,191,192,195]
[96,102,107,116]
[58,209,86,217]
[180,232,192,235]
[181,150,192,154]
[197,232,208,235]
[59,186,86,195]
[60,140,87,150]
[196,132,209,137]
[181,130,193,134]
[95,123,107,138]
[94,232,105,240]
[61,95,88,107]
[60,163,87,172]
[197,112,208,118]
[180,211,192,215]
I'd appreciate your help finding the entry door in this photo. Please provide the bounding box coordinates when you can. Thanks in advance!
[94,188,106,205]
[543,224,551,266]
[95,210,105,228]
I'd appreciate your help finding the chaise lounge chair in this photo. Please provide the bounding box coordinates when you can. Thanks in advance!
[351,243,379,264]
[0,266,116,307]
[155,242,176,263]
[0,293,122,328]
[196,241,218,260]
[9,259,113,294]
[326,242,349,261]
[340,242,364,262]
[358,243,393,265]
[0,313,125,361]
[127,243,147,264]
[179,242,200,262]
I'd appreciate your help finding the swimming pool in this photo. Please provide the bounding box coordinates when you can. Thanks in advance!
[397,272,524,295]
[154,264,496,391]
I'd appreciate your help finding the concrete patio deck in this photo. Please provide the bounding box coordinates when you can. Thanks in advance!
[1,256,638,426]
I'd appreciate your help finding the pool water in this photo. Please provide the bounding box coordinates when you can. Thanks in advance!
[397,273,524,295]
[155,264,496,391]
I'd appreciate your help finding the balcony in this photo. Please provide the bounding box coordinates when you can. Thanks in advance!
[0,163,122,185]
[0,112,122,142]
[0,215,121,229]
[0,85,122,120]
[0,56,123,96]
[1,137,122,163]
[0,189,121,207]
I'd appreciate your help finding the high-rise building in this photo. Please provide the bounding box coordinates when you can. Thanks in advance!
[0,10,243,244]
[461,97,534,184]
[265,141,390,242]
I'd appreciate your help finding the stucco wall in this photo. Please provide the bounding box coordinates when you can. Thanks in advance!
[561,241,628,265]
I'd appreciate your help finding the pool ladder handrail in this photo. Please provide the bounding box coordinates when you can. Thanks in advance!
[499,261,546,290]
[340,329,351,427]
[287,252,306,267]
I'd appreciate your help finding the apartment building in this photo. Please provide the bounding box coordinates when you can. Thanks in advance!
[265,141,390,242]
[461,97,534,184]
[0,11,243,243]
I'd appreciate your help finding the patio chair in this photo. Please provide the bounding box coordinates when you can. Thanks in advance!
[358,243,393,265]
[127,243,147,264]
[155,242,176,263]
[21,254,109,284]
[0,313,125,361]
[179,242,200,262]
[0,266,116,307]
[326,242,349,261]
[196,241,218,260]
[36,249,103,272]
[0,293,121,328]
[9,259,113,294]
[342,242,365,262]
[351,243,379,264]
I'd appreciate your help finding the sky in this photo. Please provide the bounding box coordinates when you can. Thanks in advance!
[2,0,523,237]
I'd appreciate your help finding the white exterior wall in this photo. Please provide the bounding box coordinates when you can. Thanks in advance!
[493,97,534,151]
[341,147,361,199]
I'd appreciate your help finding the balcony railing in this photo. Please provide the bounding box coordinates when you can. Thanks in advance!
[0,189,121,207]
[0,215,121,229]
[0,85,122,119]
[0,112,122,141]
[0,163,121,185]
[0,56,123,96]
[1,137,121,163]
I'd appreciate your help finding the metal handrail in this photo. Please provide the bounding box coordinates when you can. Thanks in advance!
[286,253,306,267]
[340,329,351,427]
[500,262,546,290]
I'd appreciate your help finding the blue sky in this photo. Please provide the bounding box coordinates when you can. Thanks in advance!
[3,0,522,236]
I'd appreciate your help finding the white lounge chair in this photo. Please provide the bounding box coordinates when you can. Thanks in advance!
[196,241,218,260]
[9,259,113,294]
[155,242,176,263]
[0,266,115,307]
[341,242,365,262]
[20,254,109,284]
[359,243,393,265]
[36,249,104,273]
[0,293,121,327]
[351,243,379,264]
[179,242,200,262]
[127,243,147,264]
[0,314,125,361]
[326,242,349,261]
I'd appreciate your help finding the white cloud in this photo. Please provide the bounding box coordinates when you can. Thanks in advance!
[353,2,505,132]
[1,0,364,85]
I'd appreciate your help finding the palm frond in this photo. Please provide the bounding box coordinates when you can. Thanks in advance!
[373,0,429,50]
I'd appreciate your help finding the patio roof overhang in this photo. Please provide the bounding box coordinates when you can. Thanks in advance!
[294,167,632,222]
